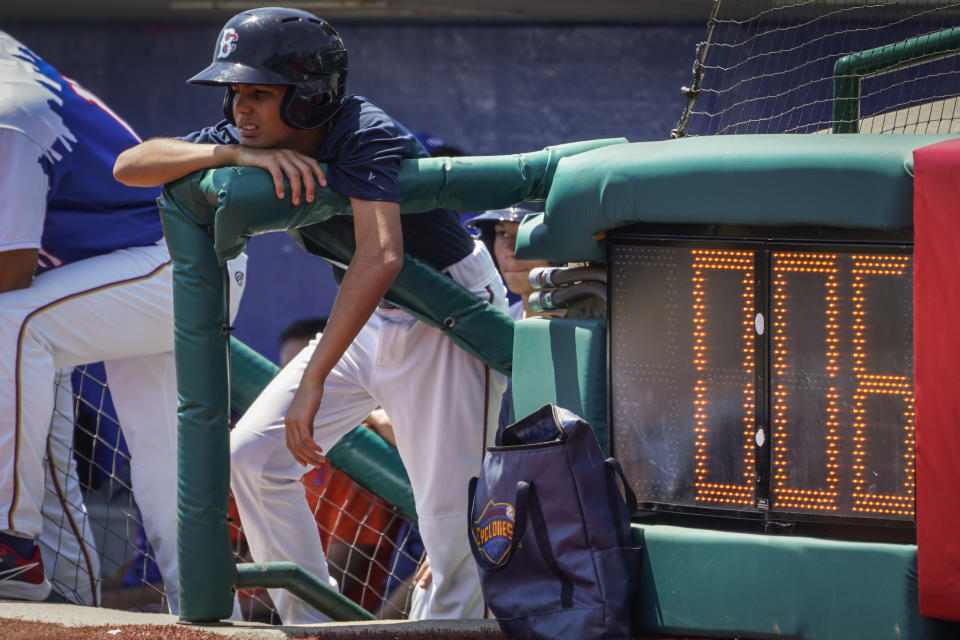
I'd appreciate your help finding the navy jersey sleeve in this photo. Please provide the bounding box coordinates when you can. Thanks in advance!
[178,121,240,144]
[320,97,423,203]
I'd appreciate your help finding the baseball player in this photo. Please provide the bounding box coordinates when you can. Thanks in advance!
[114,7,506,624]
[0,31,246,610]
[466,202,552,320]
[466,202,559,437]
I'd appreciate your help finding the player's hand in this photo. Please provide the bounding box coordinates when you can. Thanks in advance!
[414,557,432,589]
[284,378,327,467]
[231,146,327,206]
[361,408,396,448]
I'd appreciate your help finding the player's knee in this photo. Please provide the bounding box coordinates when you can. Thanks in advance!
[0,295,34,346]
[229,432,258,475]
[0,307,56,365]
[229,427,274,483]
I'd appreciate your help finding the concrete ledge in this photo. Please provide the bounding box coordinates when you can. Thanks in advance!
[0,600,504,639]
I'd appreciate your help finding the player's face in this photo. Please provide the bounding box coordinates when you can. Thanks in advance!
[493,221,550,296]
[231,84,301,149]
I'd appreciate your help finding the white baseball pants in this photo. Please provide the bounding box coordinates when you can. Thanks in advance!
[0,239,246,613]
[230,240,506,624]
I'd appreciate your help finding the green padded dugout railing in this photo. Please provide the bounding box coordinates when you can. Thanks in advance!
[158,138,625,622]
[196,138,627,264]
[174,137,625,378]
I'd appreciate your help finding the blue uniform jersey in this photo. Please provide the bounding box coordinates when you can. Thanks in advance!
[0,32,162,269]
[183,95,475,271]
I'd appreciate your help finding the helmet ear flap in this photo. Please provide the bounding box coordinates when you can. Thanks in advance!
[469,222,497,268]
[222,86,236,125]
[278,85,304,129]
[280,84,341,130]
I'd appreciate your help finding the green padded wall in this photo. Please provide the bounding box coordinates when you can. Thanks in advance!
[634,524,958,640]
[511,317,608,451]
[517,134,958,263]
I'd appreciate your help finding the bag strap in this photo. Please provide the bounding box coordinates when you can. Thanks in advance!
[604,457,638,546]
[525,481,574,609]
[467,477,530,572]
[605,457,638,513]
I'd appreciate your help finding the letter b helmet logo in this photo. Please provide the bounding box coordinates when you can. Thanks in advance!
[217,28,238,59]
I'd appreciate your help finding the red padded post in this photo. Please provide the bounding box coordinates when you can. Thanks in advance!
[914,138,960,621]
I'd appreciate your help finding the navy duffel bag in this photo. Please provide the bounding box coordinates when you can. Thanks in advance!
[468,404,642,639]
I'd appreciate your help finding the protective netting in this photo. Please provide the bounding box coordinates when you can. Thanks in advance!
[231,462,426,622]
[45,364,165,611]
[673,0,960,137]
[48,365,423,621]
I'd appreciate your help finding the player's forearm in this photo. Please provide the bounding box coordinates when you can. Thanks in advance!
[303,247,402,383]
[301,199,403,384]
[113,138,238,187]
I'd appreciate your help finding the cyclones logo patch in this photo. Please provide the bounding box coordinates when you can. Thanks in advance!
[473,500,516,566]
[217,28,239,59]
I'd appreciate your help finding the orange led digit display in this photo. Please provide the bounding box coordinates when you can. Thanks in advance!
[770,252,841,512]
[849,255,915,517]
[609,242,915,526]
[690,249,756,506]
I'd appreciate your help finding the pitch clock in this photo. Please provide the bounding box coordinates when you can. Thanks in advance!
[609,231,914,535]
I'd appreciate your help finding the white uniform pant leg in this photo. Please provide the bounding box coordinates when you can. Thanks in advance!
[374,241,507,620]
[375,317,505,620]
[0,242,173,539]
[105,352,179,613]
[38,368,101,606]
[230,326,378,625]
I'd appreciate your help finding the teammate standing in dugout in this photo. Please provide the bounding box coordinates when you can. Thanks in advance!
[0,29,248,611]
[114,7,508,624]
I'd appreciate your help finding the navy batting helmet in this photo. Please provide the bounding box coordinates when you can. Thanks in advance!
[188,7,348,130]
[466,201,544,261]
